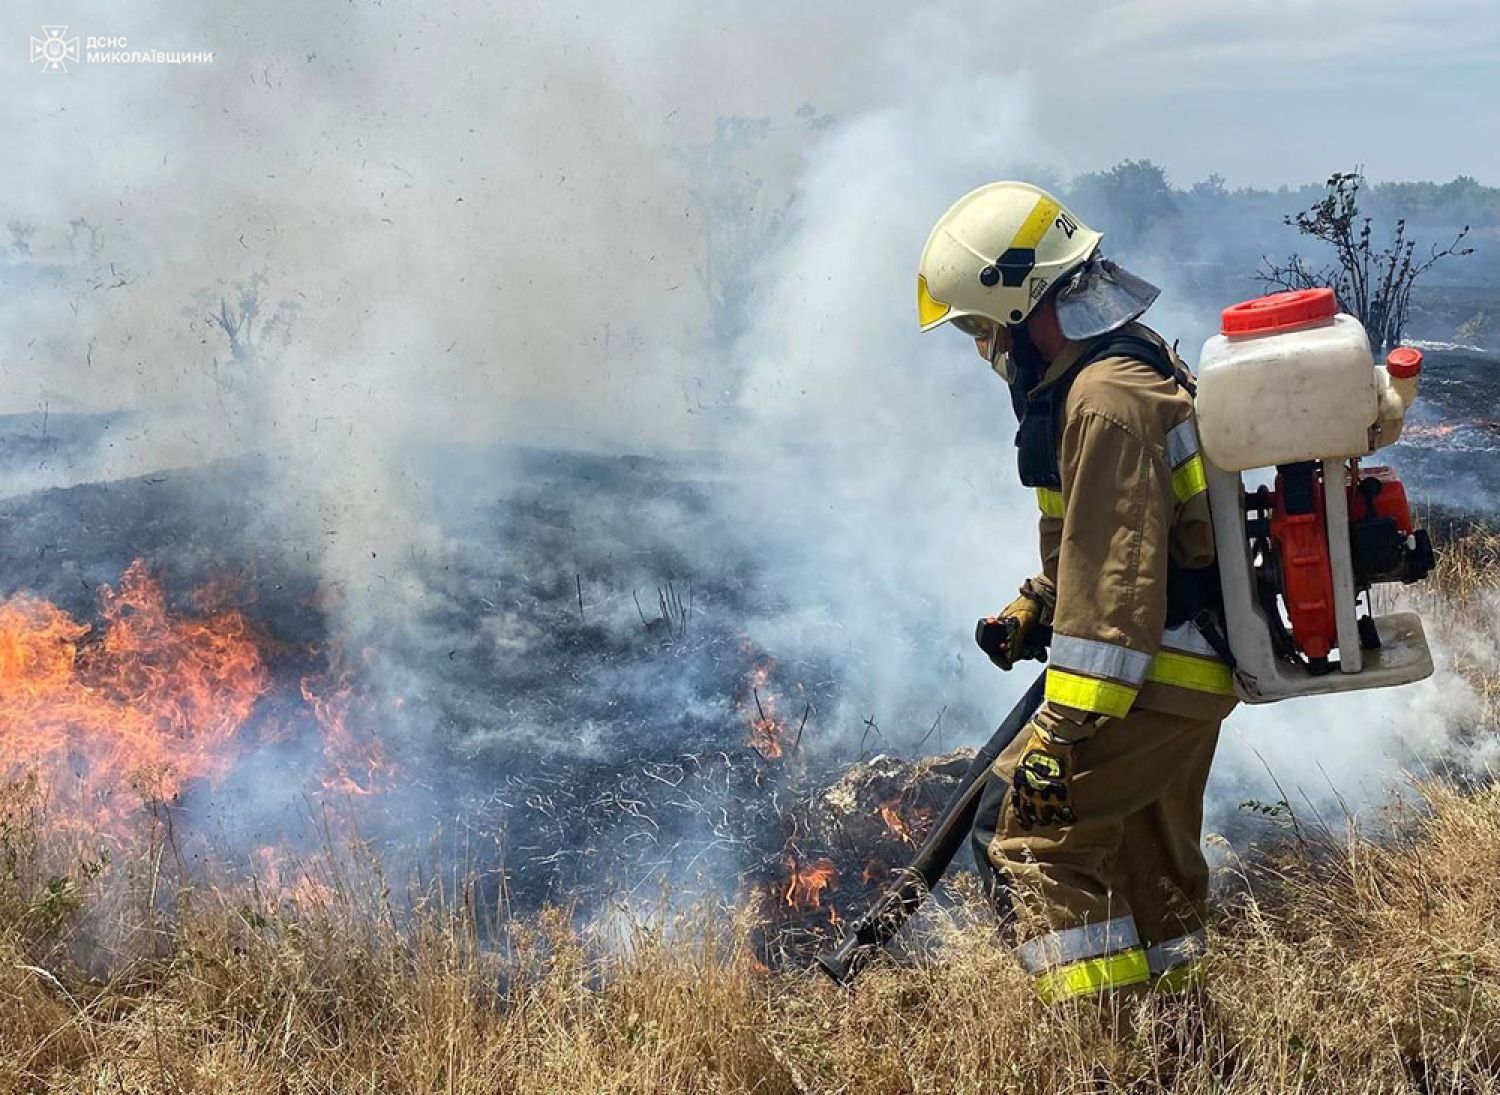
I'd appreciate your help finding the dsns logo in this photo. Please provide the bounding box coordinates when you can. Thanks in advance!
[30,25,80,73]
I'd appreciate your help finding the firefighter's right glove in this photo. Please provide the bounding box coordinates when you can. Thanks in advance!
[1011,729,1077,830]
[975,591,1049,671]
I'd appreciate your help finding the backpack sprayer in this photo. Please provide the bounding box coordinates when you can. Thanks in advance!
[816,288,1436,985]
[1198,287,1434,699]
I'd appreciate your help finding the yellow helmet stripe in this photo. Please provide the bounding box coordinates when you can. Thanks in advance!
[917,274,951,328]
[1011,196,1062,252]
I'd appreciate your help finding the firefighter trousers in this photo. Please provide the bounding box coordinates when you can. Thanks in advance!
[970,706,1222,1001]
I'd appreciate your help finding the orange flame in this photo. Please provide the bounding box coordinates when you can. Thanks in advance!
[741,658,787,760]
[301,654,394,797]
[251,845,337,911]
[875,794,934,847]
[0,561,269,838]
[876,798,912,843]
[739,653,809,762]
[0,560,402,856]
[781,855,837,912]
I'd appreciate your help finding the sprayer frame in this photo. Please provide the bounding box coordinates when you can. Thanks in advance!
[1207,459,1434,702]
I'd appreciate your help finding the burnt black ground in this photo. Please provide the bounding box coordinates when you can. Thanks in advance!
[0,438,847,923]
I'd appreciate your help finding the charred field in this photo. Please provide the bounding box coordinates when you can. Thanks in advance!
[0,430,958,959]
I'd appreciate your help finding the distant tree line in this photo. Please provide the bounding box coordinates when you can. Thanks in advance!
[1050,160,1486,348]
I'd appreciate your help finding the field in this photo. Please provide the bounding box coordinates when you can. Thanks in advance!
[0,528,1496,1094]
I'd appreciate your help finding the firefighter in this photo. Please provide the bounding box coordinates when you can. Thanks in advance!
[917,181,1238,1003]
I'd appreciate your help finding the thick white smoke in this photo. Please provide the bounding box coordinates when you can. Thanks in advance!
[1,0,1491,850]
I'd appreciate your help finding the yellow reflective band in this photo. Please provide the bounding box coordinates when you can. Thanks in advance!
[1013,196,1062,251]
[917,274,951,329]
[1172,454,1208,503]
[1045,668,1137,718]
[1146,650,1235,695]
[1035,948,1150,1004]
[1036,487,1065,519]
[1151,961,1204,995]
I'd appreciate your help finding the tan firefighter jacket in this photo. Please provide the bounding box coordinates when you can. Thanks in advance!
[1019,323,1238,744]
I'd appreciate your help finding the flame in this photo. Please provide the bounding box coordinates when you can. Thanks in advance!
[739,651,809,761]
[251,845,337,910]
[0,560,400,855]
[741,656,787,760]
[301,653,394,797]
[875,794,935,847]
[781,855,837,913]
[1402,422,1461,441]
[876,797,912,843]
[0,561,269,838]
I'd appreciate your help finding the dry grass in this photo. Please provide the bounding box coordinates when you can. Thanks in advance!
[6,782,1500,1093]
[3,528,1500,1094]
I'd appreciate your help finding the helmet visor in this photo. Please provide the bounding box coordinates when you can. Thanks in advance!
[1053,256,1161,341]
[949,313,994,338]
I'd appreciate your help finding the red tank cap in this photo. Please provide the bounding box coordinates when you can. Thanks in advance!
[1386,346,1423,379]
[1221,288,1338,336]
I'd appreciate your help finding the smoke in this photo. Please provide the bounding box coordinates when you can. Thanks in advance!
[722,72,1063,746]
[2,0,1496,894]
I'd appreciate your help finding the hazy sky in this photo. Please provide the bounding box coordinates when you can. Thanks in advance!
[4,1,1498,192]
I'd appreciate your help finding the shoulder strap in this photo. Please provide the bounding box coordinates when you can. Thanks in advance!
[1079,332,1176,384]
[1015,328,1189,490]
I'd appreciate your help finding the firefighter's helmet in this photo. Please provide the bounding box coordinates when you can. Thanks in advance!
[917,181,1159,343]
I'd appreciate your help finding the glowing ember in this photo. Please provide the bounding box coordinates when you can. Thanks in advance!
[0,560,269,838]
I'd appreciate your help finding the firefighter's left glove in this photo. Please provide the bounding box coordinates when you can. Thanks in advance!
[975,591,1049,671]
[1011,729,1077,830]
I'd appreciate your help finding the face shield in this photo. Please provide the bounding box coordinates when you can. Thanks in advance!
[1053,255,1161,341]
[951,314,1016,382]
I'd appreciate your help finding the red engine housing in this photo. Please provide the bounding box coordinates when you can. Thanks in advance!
[1349,465,1416,530]
[1266,463,1421,661]
[1268,467,1336,659]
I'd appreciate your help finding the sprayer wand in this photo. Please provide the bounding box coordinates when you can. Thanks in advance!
[813,670,1046,986]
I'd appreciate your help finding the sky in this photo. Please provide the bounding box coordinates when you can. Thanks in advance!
[3,2,1498,194]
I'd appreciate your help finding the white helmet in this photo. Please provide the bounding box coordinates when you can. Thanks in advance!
[918,180,1159,343]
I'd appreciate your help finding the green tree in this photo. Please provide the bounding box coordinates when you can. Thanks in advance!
[1070,159,1176,242]
[1256,171,1473,350]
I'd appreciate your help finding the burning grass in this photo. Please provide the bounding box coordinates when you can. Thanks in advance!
[4,778,1500,1091]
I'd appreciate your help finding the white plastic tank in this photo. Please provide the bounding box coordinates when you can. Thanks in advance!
[1196,289,1379,472]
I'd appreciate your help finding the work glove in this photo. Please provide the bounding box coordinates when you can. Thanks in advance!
[975,591,1050,671]
[1011,728,1077,830]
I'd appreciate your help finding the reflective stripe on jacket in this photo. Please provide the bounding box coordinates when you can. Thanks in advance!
[1021,324,1237,740]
